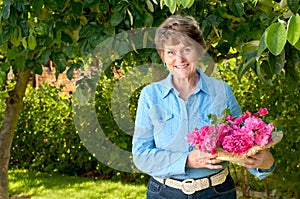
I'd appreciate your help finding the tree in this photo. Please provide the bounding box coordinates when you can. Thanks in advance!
[0,0,299,198]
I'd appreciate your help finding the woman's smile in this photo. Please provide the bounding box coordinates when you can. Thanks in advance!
[175,64,189,69]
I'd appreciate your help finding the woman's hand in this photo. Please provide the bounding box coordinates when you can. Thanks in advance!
[186,150,223,169]
[243,149,274,169]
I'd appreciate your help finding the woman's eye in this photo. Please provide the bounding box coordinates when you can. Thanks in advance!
[167,51,174,55]
[184,48,191,53]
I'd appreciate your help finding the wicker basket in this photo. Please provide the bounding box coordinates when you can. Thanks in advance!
[216,131,283,166]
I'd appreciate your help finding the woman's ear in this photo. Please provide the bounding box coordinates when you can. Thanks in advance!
[164,62,167,67]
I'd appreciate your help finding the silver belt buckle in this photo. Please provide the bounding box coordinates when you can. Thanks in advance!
[181,179,196,194]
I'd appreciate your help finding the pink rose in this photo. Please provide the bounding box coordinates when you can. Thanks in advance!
[258,108,268,116]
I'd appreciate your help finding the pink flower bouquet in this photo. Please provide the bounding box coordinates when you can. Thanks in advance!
[187,108,283,165]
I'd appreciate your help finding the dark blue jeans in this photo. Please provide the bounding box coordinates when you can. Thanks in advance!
[146,174,237,199]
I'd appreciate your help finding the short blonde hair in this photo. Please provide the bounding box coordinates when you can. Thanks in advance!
[155,15,206,57]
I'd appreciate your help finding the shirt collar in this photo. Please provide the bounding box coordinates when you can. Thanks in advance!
[158,68,210,98]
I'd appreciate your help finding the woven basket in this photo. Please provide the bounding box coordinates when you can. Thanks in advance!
[216,131,283,166]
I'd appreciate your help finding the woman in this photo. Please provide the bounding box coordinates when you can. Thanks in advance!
[132,15,275,199]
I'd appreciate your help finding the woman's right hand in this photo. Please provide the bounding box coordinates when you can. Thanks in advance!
[186,149,223,169]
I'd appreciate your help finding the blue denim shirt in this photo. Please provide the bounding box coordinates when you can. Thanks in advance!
[132,69,274,180]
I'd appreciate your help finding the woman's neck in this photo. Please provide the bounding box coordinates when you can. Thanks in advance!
[173,73,200,101]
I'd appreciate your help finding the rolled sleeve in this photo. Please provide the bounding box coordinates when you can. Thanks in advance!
[247,162,276,180]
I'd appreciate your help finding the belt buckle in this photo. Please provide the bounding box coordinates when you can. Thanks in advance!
[181,179,196,194]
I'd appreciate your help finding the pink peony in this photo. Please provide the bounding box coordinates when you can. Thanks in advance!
[216,124,231,147]
[222,129,254,155]
[187,128,203,146]
[243,117,266,131]
[254,123,274,146]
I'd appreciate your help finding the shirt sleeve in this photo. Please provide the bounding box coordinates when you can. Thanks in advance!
[247,162,276,180]
[132,87,188,178]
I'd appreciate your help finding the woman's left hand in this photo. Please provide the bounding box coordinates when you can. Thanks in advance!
[243,149,274,169]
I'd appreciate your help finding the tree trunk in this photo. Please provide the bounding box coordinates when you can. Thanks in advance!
[0,69,31,199]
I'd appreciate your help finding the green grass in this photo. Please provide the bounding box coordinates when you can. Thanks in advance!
[8,169,147,199]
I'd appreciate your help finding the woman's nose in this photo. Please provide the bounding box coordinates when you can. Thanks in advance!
[176,51,186,62]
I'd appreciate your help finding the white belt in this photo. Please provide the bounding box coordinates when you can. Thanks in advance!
[153,168,229,194]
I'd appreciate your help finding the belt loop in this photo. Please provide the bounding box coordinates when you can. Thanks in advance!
[208,176,212,187]
[163,179,166,187]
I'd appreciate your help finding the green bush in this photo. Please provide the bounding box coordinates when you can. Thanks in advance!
[9,82,147,184]
[10,84,98,176]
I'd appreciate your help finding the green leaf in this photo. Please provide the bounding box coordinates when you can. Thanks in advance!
[287,14,300,46]
[61,31,74,44]
[14,54,26,69]
[255,61,266,82]
[265,22,287,56]
[295,39,300,51]
[146,0,154,12]
[39,49,51,65]
[180,0,194,8]
[229,0,244,18]
[164,0,176,14]
[1,62,11,72]
[241,40,259,55]
[144,12,153,26]
[52,52,67,74]
[258,0,273,14]
[99,1,109,13]
[10,26,22,47]
[21,37,27,48]
[7,49,19,59]
[260,60,273,81]
[268,50,285,74]
[28,34,37,50]
[287,0,299,14]
[110,11,124,26]
[44,0,58,10]
[31,0,44,12]
[31,61,43,75]
[2,3,11,20]
[62,44,79,59]
[79,24,95,38]
[238,56,256,79]
[1,25,13,43]
[66,66,75,80]
[222,108,231,117]
[71,1,83,15]
[257,32,267,57]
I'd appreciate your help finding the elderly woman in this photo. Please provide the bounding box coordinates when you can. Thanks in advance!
[132,15,275,199]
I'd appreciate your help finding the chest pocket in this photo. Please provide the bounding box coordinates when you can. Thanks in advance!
[149,104,177,147]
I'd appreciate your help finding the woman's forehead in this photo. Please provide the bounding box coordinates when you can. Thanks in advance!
[162,38,198,50]
[164,42,189,50]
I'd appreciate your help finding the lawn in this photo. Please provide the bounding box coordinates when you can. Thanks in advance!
[8,169,277,199]
[8,169,147,199]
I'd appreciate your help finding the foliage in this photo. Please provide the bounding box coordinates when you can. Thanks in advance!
[0,0,299,83]
[0,0,300,198]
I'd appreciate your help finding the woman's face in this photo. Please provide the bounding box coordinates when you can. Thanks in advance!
[162,39,200,79]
